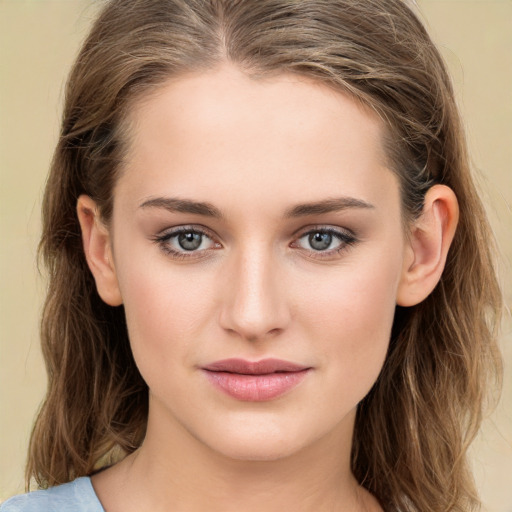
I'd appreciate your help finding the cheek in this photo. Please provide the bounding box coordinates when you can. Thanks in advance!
[297,252,402,398]
[115,254,219,377]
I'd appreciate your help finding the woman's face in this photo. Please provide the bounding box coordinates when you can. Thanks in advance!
[108,65,411,461]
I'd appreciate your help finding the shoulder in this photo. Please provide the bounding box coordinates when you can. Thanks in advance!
[1,477,104,512]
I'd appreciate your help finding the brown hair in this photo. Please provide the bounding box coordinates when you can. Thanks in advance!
[28,1,503,510]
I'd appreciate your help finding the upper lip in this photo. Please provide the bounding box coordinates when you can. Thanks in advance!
[202,358,310,375]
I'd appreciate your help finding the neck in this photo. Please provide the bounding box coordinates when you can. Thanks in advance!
[92,403,381,512]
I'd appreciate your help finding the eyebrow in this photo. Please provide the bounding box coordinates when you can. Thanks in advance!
[139,197,223,218]
[139,195,374,219]
[284,197,375,217]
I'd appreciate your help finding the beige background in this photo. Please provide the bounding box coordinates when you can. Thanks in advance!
[1,0,511,509]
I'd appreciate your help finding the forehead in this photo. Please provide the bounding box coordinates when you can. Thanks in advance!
[117,64,397,214]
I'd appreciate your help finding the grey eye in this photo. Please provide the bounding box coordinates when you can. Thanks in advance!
[178,232,203,251]
[308,232,333,251]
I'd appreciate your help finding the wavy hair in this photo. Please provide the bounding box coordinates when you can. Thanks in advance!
[28,1,503,510]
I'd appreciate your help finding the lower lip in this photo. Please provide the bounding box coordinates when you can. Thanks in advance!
[203,369,310,402]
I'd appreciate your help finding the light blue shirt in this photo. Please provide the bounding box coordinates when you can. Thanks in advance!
[1,477,104,512]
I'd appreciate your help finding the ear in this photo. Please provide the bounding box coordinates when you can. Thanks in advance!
[397,184,459,307]
[77,195,123,306]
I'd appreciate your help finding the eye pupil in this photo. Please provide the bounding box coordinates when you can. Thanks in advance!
[178,232,202,251]
[309,232,332,251]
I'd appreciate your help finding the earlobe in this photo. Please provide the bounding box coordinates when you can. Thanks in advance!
[77,195,123,306]
[396,185,459,307]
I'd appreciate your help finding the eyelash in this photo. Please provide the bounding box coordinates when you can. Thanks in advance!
[152,225,358,261]
[152,226,219,260]
[291,226,358,259]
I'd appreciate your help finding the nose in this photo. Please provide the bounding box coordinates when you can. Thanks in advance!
[219,247,291,342]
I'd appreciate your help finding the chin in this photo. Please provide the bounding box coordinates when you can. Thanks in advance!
[196,412,332,463]
[210,436,306,463]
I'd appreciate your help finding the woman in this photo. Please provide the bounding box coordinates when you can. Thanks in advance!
[1,0,502,511]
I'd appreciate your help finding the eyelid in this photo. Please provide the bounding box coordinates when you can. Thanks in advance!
[292,224,357,239]
[290,225,359,258]
[151,224,222,259]
[151,223,358,261]
[291,224,356,239]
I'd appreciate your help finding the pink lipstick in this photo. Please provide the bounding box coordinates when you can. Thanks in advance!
[202,358,311,401]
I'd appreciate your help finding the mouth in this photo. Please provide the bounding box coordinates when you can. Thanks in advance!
[202,358,311,402]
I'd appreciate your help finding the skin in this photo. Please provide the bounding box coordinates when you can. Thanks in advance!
[78,64,458,512]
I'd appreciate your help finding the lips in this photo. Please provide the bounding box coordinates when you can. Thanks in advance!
[202,358,311,401]
[203,358,309,375]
